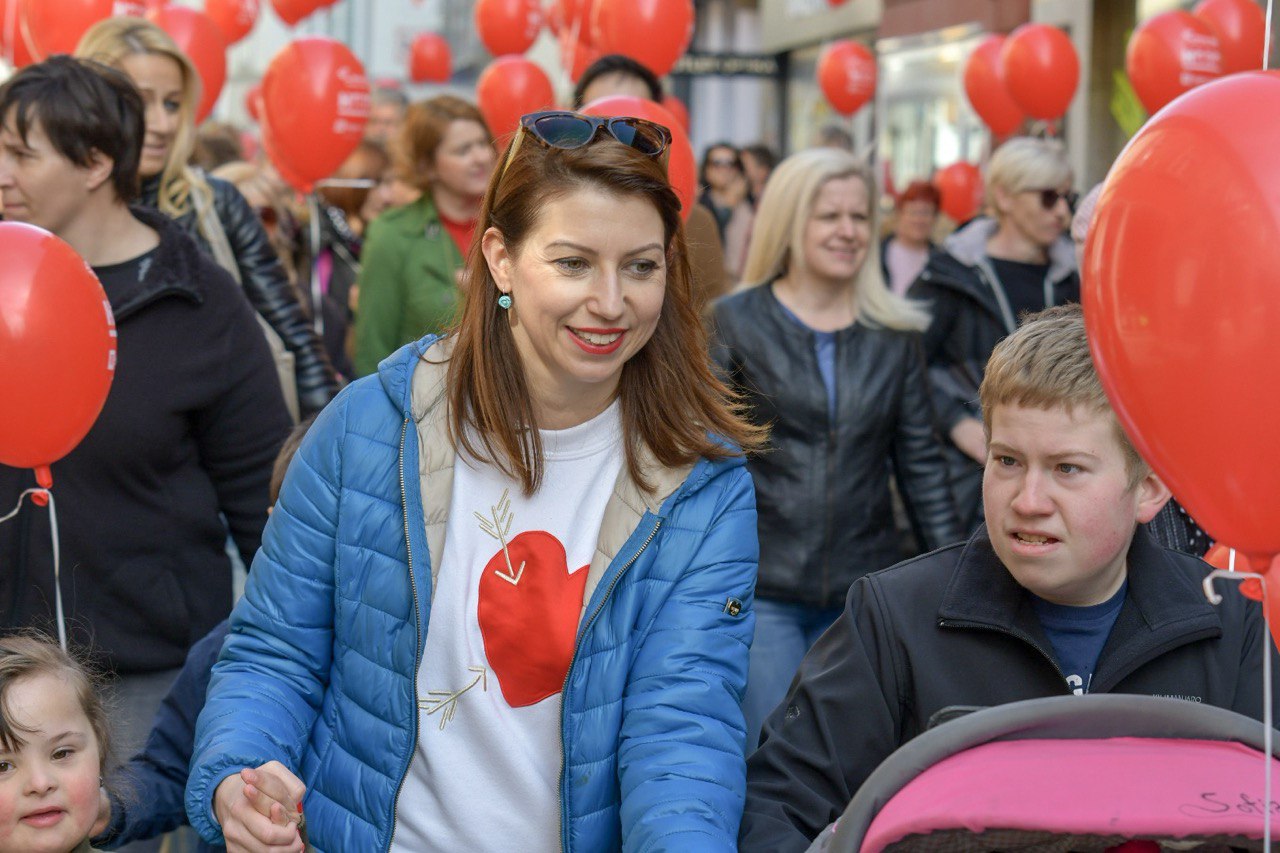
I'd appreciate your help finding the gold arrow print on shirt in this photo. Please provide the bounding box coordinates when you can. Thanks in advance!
[421,666,488,730]
[475,488,525,585]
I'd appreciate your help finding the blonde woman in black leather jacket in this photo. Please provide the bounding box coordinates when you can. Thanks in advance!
[77,17,338,417]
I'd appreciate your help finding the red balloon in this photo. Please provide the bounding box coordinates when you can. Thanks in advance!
[581,94,696,222]
[1000,23,1079,120]
[0,222,116,481]
[1083,71,1280,564]
[1194,0,1265,74]
[1126,11,1223,116]
[963,35,1026,136]
[205,0,258,45]
[269,0,323,27]
[661,93,690,134]
[592,0,693,77]
[260,38,369,193]
[817,40,876,116]
[19,0,130,60]
[933,162,982,223]
[147,6,227,123]
[549,0,593,41]
[409,32,450,83]
[475,0,542,57]
[475,55,554,141]
[245,82,262,122]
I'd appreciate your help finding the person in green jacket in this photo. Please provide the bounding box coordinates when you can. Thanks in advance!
[354,95,496,376]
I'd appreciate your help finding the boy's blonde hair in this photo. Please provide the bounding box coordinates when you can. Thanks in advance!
[980,304,1149,488]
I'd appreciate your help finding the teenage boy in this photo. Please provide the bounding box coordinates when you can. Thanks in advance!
[739,304,1279,852]
[0,55,290,793]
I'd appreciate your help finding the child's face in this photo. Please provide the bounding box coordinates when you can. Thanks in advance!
[983,403,1170,606]
[0,673,101,853]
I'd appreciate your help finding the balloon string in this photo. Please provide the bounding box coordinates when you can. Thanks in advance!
[1266,0,1274,71]
[0,489,68,652]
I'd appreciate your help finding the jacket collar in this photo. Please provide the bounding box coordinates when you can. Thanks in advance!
[940,216,1077,286]
[939,526,1223,683]
[103,206,207,321]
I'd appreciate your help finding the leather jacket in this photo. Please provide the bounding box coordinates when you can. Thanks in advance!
[140,175,339,416]
[711,283,963,608]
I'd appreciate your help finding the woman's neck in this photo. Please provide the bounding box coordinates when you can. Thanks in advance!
[986,225,1049,264]
[772,273,857,332]
[431,185,482,222]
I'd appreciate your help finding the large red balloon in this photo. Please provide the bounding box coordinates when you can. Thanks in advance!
[1000,23,1079,121]
[205,0,258,45]
[475,55,554,141]
[934,162,983,223]
[1194,0,1266,74]
[581,94,696,221]
[592,0,693,77]
[817,40,877,116]
[147,6,227,123]
[20,0,139,60]
[409,32,450,83]
[475,0,542,57]
[1126,11,1223,116]
[0,223,116,483]
[1083,71,1280,565]
[549,0,593,41]
[260,38,369,193]
[963,35,1026,136]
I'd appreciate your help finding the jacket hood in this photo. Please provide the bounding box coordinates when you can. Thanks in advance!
[376,333,746,514]
[939,216,1077,285]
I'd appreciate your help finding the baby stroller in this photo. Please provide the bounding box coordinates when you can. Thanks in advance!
[818,694,1278,852]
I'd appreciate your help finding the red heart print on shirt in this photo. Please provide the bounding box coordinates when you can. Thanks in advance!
[475,491,588,708]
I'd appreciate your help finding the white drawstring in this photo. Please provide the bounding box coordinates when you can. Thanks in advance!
[0,489,68,652]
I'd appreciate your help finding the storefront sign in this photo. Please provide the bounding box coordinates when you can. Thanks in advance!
[672,52,781,76]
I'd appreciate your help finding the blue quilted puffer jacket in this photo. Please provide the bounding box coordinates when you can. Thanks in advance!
[186,335,759,852]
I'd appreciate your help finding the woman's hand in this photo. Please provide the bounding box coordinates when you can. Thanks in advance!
[214,761,307,853]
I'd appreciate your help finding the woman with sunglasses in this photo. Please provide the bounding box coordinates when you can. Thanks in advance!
[711,148,963,751]
[698,142,754,281]
[76,17,337,418]
[353,95,497,377]
[186,110,766,853]
[909,136,1079,531]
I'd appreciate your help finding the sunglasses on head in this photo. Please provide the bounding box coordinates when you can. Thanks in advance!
[517,110,672,158]
[1029,188,1079,212]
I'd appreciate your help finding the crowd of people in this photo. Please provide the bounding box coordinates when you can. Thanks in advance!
[0,25,1271,853]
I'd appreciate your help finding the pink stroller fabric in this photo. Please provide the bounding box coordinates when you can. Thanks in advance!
[861,737,1279,851]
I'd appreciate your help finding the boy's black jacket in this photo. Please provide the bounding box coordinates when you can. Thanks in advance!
[740,525,1279,852]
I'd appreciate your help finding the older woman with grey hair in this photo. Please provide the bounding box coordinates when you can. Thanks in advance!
[908,137,1080,530]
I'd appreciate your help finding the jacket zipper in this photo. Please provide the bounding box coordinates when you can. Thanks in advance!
[938,618,1072,691]
[557,517,663,852]
[386,418,423,852]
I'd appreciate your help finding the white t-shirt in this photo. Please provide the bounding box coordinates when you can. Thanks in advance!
[389,401,624,852]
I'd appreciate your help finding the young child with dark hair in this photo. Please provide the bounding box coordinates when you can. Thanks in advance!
[740,304,1280,852]
[0,635,113,853]
[90,417,316,852]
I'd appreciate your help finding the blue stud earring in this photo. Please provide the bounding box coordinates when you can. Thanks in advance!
[497,293,513,310]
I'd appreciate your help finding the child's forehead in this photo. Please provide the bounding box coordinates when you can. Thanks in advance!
[989,402,1121,452]
[3,672,90,734]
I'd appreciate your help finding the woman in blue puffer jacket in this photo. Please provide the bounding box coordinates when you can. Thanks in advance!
[186,110,767,853]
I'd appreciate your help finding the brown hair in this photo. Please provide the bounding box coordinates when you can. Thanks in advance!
[444,130,768,494]
[0,635,110,773]
[396,95,492,194]
[269,414,319,504]
[980,303,1148,488]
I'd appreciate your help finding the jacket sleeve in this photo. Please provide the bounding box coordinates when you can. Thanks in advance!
[212,177,339,415]
[193,276,294,567]
[740,576,904,853]
[908,272,975,432]
[96,622,229,848]
[353,215,408,377]
[618,466,758,853]
[891,335,964,550]
[1231,594,1280,720]
[185,396,348,845]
